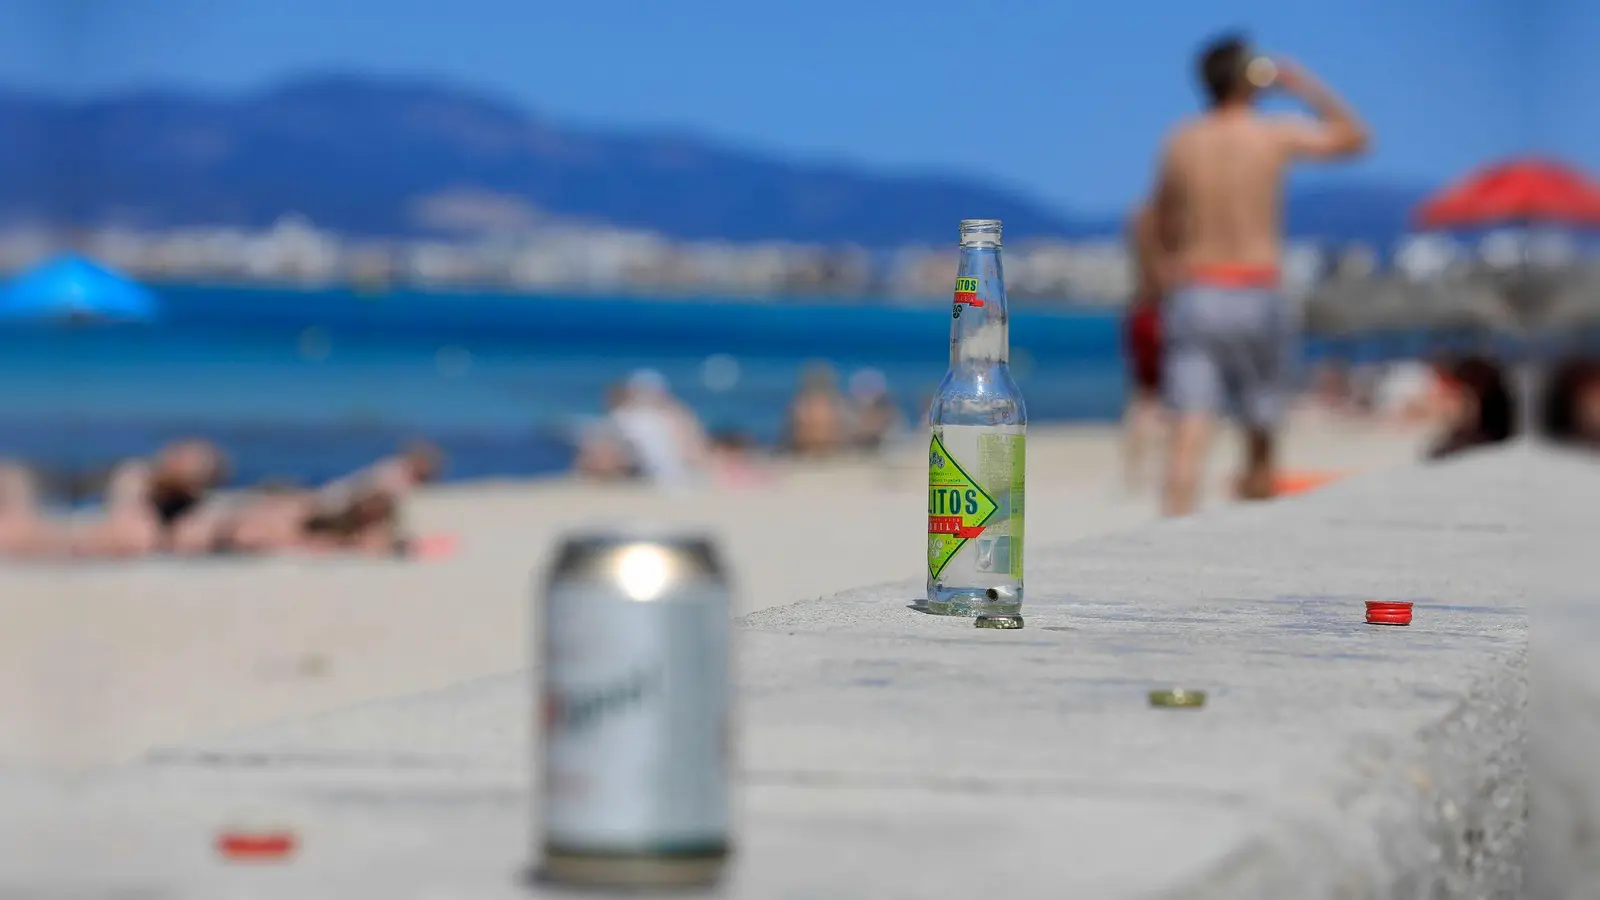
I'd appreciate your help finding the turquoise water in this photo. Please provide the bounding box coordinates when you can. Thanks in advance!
[0,286,1131,488]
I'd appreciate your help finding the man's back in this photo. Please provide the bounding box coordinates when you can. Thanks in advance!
[1166,112,1289,270]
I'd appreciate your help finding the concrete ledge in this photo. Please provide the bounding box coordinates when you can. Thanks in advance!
[0,447,1539,899]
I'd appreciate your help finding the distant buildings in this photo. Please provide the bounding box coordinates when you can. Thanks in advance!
[0,214,1570,311]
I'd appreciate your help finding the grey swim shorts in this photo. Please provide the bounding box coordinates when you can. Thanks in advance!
[1162,285,1296,429]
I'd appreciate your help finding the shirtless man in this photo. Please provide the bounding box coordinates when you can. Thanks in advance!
[1138,34,1370,516]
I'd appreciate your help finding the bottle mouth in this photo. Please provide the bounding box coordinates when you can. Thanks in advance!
[959,219,1002,247]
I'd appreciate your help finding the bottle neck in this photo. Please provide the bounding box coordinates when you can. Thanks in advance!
[949,245,1009,367]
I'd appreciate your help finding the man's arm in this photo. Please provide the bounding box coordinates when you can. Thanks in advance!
[1134,139,1182,295]
[1273,60,1371,159]
[1128,204,1160,298]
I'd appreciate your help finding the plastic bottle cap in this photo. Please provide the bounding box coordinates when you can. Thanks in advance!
[217,830,297,860]
[1365,601,1414,626]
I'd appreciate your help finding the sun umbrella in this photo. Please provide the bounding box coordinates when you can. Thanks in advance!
[1415,158,1600,230]
[0,255,160,323]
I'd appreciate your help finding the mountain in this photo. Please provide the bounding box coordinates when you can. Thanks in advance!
[0,75,1428,247]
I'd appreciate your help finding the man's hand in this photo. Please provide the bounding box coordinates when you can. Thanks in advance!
[1269,57,1371,160]
[1269,57,1312,94]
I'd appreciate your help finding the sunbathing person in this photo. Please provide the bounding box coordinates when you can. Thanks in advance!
[210,485,405,557]
[0,463,67,559]
[71,439,230,557]
[314,441,442,517]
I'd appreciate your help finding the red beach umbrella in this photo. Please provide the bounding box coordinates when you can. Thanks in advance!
[1415,158,1600,229]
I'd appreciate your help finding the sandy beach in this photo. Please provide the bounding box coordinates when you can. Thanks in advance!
[0,416,1430,770]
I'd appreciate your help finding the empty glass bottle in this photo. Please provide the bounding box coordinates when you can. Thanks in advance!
[924,219,1027,628]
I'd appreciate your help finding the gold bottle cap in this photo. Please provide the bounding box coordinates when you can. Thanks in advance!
[1148,688,1207,708]
[975,615,1024,630]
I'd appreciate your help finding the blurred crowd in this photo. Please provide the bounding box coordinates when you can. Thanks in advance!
[572,363,908,487]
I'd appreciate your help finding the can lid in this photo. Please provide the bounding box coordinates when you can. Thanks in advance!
[1365,601,1414,626]
[1148,688,1206,708]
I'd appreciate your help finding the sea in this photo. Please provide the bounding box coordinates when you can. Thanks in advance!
[0,284,1351,489]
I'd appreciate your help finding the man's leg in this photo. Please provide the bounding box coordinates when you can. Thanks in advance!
[1122,389,1163,490]
[1163,412,1214,516]
[1237,427,1276,501]
[1234,293,1292,502]
[1159,290,1221,517]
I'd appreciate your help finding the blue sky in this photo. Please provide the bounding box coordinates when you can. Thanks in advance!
[0,0,1577,213]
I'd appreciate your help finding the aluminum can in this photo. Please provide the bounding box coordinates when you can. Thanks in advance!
[537,532,732,888]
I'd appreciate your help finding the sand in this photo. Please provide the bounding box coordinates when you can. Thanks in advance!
[0,417,1430,770]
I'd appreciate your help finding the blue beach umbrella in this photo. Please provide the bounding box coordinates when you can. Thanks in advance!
[0,255,159,323]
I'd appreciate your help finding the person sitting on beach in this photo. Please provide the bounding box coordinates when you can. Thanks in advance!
[574,382,646,481]
[71,439,231,557]
[609,370,711,486]
[783,362,848,457]
[845,368,905,453]
[1372,359,1457,426]
[0,462,67,559]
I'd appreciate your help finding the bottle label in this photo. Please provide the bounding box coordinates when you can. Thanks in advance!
[927,429,1025,581]
[928,429,1024,582]
[953,276,984,308]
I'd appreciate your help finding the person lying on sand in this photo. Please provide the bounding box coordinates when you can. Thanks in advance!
[208,484,405,556]
[71,439,231,557]
[312,441,443,521]
[0,462,68,559]
[66,443,449,560]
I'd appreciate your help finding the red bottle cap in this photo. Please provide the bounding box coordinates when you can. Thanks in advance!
[217,830,297,860]
[1365,601,1414,626]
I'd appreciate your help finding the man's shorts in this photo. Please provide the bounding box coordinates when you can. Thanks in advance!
[1162,285,1295,429]
[1123,300,1163,394]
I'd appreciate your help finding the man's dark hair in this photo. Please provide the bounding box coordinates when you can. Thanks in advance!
[1197,33,1250,107]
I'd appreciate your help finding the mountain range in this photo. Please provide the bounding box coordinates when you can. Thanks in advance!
[0,75,1431,247]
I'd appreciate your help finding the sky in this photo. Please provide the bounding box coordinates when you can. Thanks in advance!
[0,0,1578,214]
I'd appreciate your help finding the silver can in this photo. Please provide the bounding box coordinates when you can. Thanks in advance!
[537,532,732,889]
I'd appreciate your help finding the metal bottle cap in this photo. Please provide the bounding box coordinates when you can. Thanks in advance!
[975,614,1024,630]
[1148,688,1206,709]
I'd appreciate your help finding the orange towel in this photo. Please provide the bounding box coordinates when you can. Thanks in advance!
[1272,470,1348,496]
